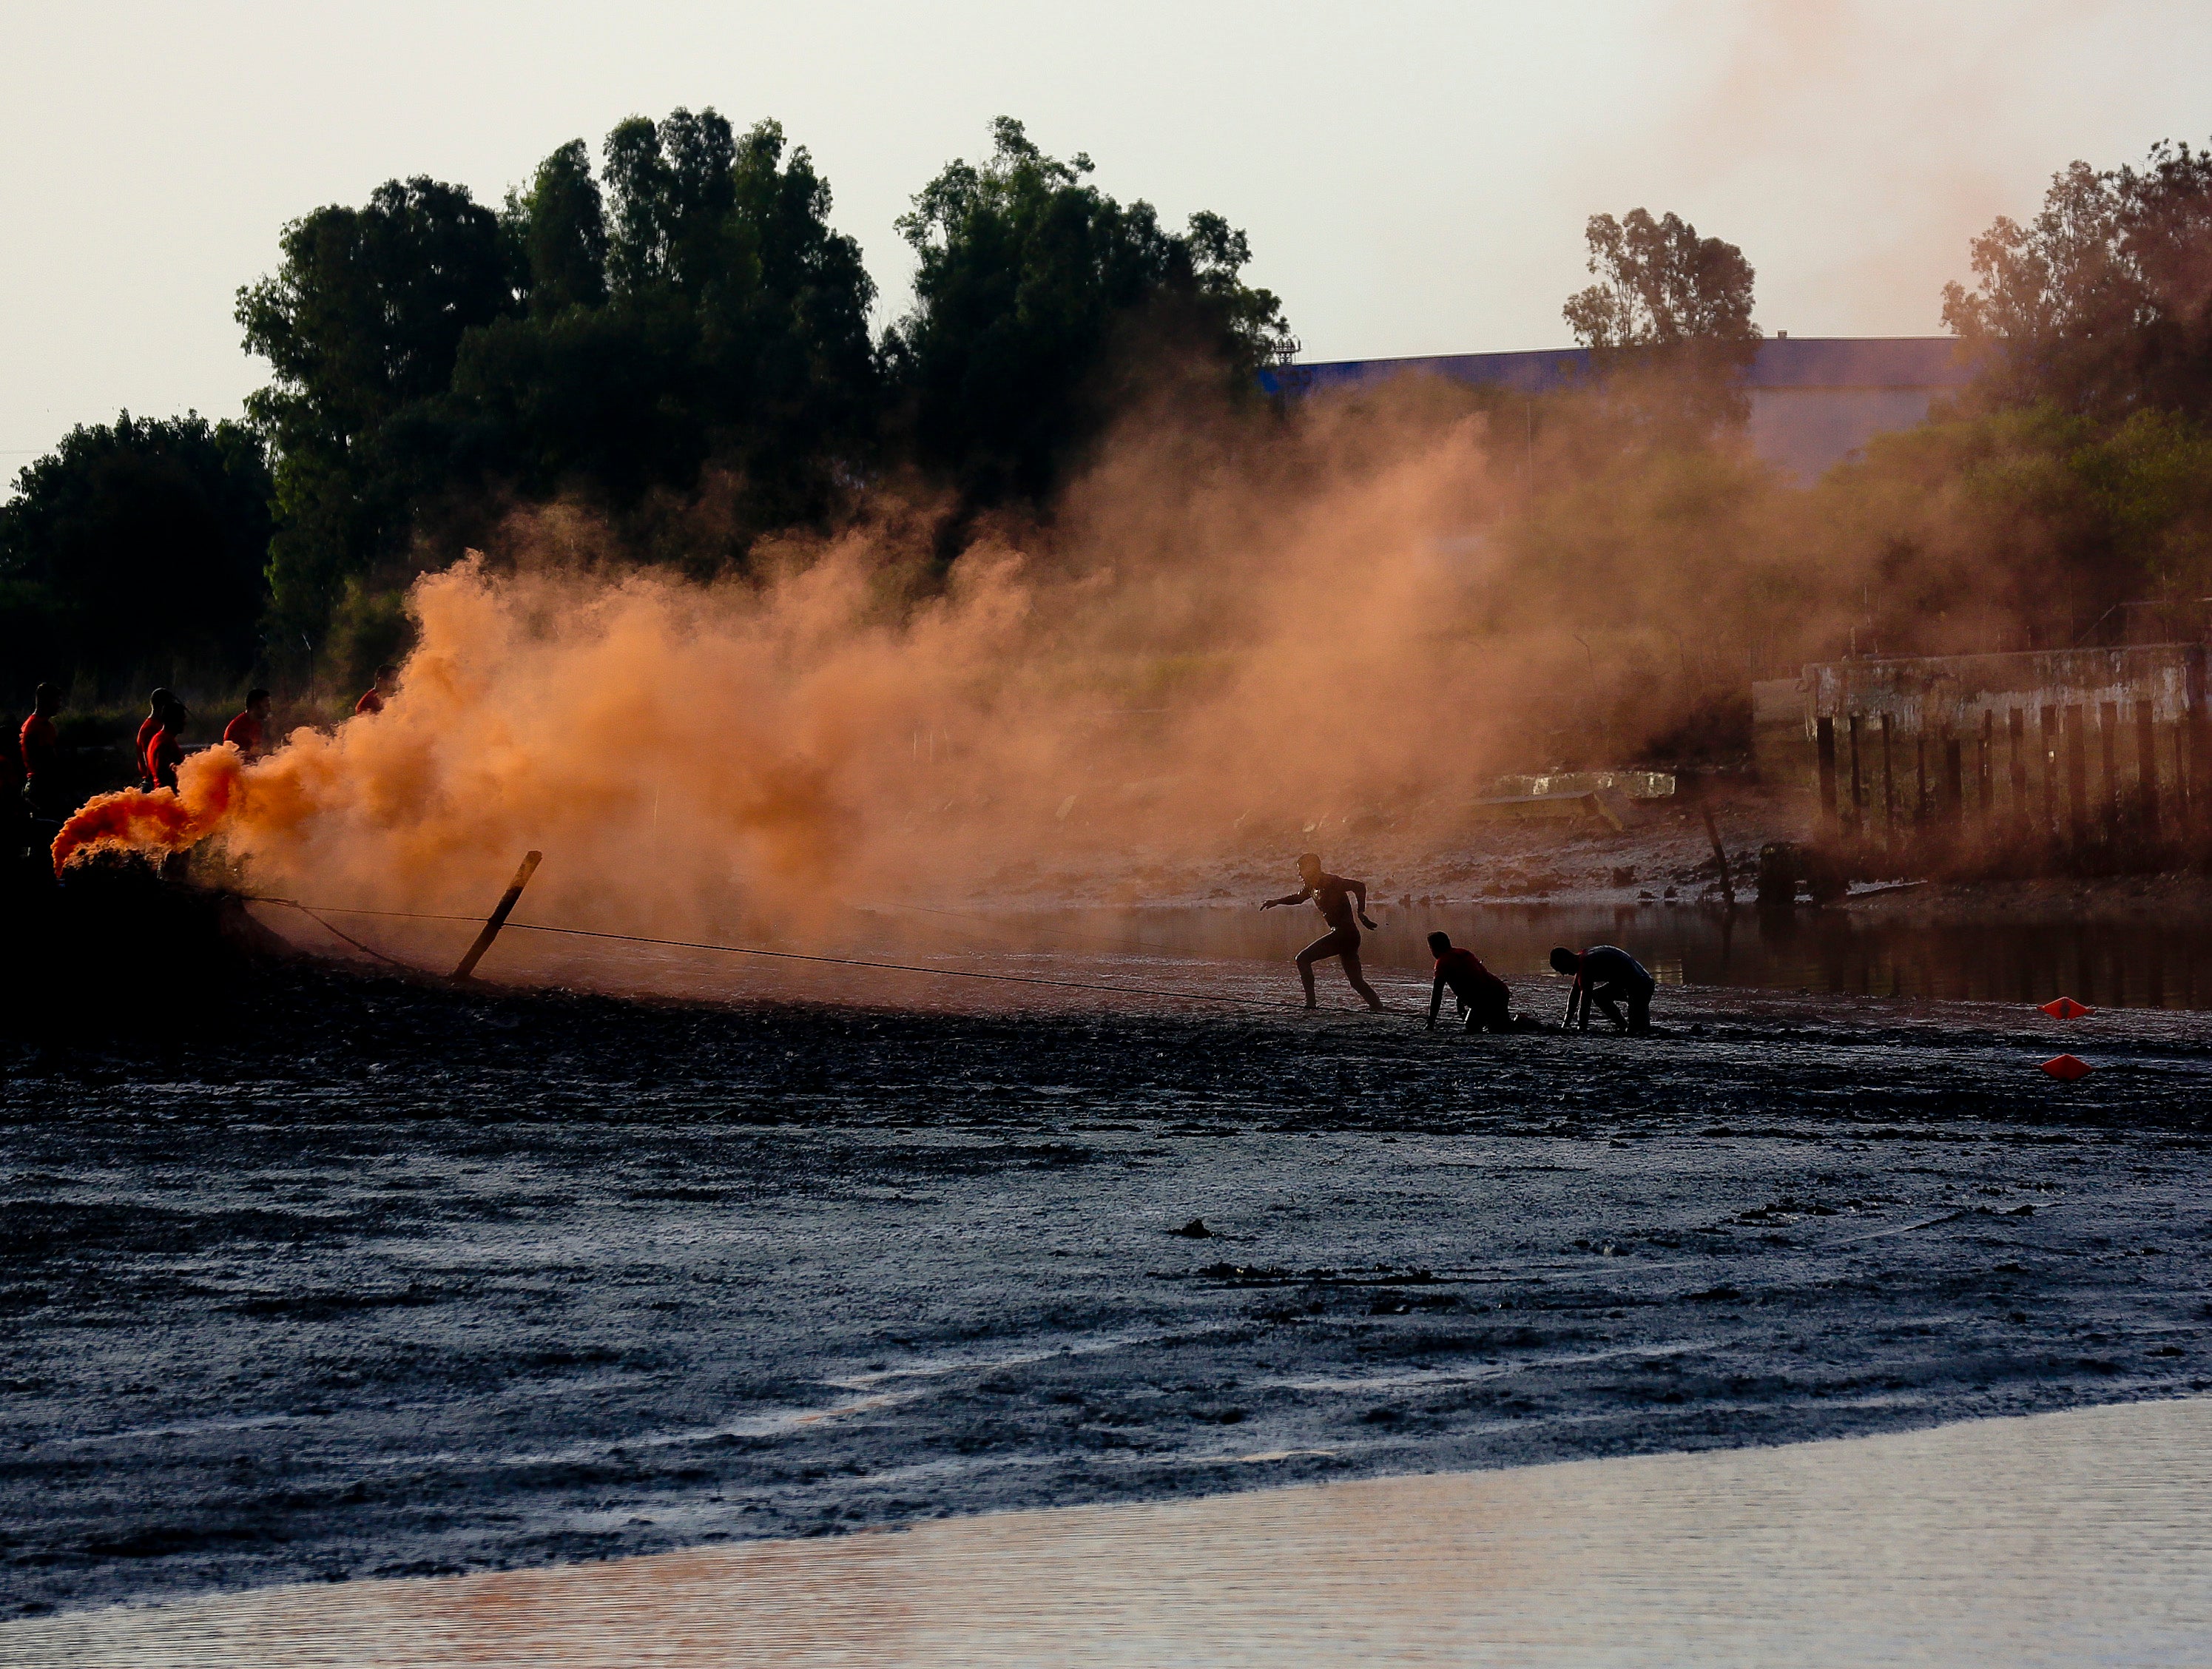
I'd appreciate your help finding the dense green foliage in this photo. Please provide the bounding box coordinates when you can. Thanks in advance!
[212,110,1287,675]
[886,117,1292,507]
[0,413,272,695]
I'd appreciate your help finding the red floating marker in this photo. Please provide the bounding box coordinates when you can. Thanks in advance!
[2040,997,2094,1020]
[2040,1053,2094,1082]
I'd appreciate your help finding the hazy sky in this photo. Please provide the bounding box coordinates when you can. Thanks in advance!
[4,0,2210,462]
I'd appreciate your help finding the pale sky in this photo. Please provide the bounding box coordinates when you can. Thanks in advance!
[4,0,2210,464]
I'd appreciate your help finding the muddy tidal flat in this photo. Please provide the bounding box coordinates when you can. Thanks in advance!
[3,962,2210,1622]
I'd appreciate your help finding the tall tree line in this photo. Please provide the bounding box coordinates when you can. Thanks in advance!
[3,112,1291,697]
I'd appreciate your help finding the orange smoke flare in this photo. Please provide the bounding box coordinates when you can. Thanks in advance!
[51,744,246,876]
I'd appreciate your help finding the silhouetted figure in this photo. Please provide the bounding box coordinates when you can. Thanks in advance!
[19,684,64,818]
[135,687,173,790]
[146,699,188,793]
[1552,944,1655,1035]
[1427,931,1514,1032]
[1262,852,1383,1011]
[223,689,274,761]
[355,664,399,716]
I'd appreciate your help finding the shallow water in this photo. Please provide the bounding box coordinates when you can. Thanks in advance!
[18,1397,2209,1668]
[985,900,2212,1011]
[258,893,2212,1019]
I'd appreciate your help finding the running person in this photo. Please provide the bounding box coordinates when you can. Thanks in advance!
[1551,944,1656,1035]
[1261,852,1383,1011]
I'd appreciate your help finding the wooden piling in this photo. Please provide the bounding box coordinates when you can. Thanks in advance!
[1942,728,1964,825]
[1815,717,1838,831]
[2134,700,2160,840]
[2064,704,2089,843]
[2097,700,2122,836]
[1977,711,1995,820]
[1881,713,1898,845]
[1846,714,1865,834]
[2007,708,2028,823]
[453,851,544,981]
[2039,705,2060,836]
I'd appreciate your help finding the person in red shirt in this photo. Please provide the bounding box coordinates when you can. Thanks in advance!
[146,698,187,793]
[355,664,399,715]
[20,683,64,817]
[134,687,172,789]
[223,688,274,761]
[1427,931,1516,1033]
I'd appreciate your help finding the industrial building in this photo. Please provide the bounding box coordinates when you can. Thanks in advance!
[1260,336,1973,482]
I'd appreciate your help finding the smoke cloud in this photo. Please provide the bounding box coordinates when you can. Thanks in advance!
[50,380,1997,933]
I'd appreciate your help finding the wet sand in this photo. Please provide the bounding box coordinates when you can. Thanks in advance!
[3,945,2208,1622]
[13,1397,2209,1666]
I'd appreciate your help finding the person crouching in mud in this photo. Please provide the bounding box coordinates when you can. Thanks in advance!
[1552,944,1656,1035]
[1261,853,1384,1011]
[1427,931,1515,1033]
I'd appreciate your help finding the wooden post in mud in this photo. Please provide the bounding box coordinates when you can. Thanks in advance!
[2135,701,2160,841]
[1700,805,1733,907]
[453,851,544,981]
[1941,726,1964,826]
[1815,718,1838,829]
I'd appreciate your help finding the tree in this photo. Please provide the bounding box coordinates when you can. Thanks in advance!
[511,139,607,316]
[0,413,272,689]
[1563,209,1760,425]
[1943,141,2212,420]
[887,117,1292,508]
[450,114,879,530]
[237,177,519,638]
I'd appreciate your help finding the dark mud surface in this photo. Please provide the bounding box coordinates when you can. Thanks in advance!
[4,960,2211,1621]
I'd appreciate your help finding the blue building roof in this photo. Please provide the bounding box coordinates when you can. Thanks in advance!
[1257,336,1971,399]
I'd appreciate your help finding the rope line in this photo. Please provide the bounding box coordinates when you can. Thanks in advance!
[286,903,408,968]
[243,894,1369,1013]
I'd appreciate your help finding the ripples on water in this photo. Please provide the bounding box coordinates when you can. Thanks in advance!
[16,1398,2209,1668]
[996,902,2212,1012]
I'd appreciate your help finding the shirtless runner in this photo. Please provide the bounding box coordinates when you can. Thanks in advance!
[1261,852,1384,1011]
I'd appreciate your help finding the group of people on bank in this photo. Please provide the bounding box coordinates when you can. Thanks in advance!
[7,665,400,837]
[1262,852,1657,1034]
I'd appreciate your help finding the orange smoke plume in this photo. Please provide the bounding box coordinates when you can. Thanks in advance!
[52,746,248,877]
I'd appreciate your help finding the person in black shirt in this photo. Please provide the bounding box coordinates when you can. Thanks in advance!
[1262,852,1383,1011]
[1427,931,1513,1032]
[1551,945,1655,1034]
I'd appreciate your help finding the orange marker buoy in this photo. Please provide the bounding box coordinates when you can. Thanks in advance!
[2040,997,2094,1020]
[2040,1053,2093,1082]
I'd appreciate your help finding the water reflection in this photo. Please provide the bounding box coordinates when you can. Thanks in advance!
[992,902,2212,1011]
[18,1398,2208,1667]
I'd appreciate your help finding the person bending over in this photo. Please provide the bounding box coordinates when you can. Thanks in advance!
[1427,931,1514,1033]
[1262,852,1383,1012]
[1551,944,1655,1035]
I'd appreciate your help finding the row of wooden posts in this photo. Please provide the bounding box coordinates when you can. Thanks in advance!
[1813,700,2212,846]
